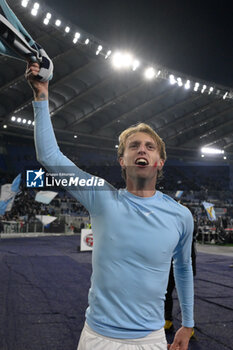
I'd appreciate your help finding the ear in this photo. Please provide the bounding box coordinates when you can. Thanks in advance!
[157,159,165,170]
[119,157,125,168]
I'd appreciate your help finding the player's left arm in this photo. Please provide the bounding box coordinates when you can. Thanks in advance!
[169,208,194,350]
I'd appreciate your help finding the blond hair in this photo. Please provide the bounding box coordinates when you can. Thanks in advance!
[117,123,167,181]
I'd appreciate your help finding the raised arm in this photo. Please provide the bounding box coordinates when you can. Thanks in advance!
[25,62,101,213]
[25,62,67,166]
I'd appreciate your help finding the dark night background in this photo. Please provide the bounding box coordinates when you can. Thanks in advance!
[42,0,233,88]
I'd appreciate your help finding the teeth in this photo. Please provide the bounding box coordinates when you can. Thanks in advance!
[136,158,148,165]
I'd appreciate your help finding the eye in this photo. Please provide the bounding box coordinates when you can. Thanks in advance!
[147,144,155,150]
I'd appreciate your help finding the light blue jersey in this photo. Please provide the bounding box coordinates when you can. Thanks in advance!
[33,100,194,339]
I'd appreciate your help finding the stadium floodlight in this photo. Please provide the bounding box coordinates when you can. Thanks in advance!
[11,116,16,122]
[184,80,190,89]
[223,92,228,100]
[132,59,140,71]
[208,86,214,94]
[74,135,78,139]
[105,50,112,59]
[112,52,133,69]
[28,120,32,125]
[31,8,38,16]
[85,38,90,45]
[144,67,156,79]
[43,18,49,25]
[55,19,61,26]
[169,74,176,85]
[33,2,40,9]
[201,147,224,154]
[3,125,7,129]
[96,46,102,55]
[73,33,80,44]
[177,77,183,86]
[21,0,29,7]
[22,119,27,124]
[46,12,52,19]
[194,82,199,91]
[112,52,123,68]
[17,117,22,123]
[122,53,133,68]
[201,154,205,158]
[201,84,207,93]
[223,156,227,160]
[32,121,35,126]
[115,145,119,149]
[65,26,70,33]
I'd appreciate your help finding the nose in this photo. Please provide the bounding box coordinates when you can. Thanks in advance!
[137,143,146,154]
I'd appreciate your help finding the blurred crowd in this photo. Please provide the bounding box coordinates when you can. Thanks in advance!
[0,166,232,241]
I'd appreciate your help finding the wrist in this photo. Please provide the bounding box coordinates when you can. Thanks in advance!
[34,91,48,101]
[183,326,193,332]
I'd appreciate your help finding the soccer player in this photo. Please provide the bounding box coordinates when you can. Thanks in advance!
[26,62,194,350]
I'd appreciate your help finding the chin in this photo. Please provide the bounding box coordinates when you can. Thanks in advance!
[126,167,157,181]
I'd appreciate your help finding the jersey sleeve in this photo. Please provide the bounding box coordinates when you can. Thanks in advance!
[172,207,194,327]
[33,100,110,215]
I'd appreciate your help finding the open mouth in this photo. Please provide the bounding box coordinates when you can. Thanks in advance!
[135,158,149,167]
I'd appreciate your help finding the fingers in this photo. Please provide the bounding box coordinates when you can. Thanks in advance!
[25,62,40,80]
[27,61,40,70]
[169,341,187,350]
[169,345,180,350]
[169,341,181,350]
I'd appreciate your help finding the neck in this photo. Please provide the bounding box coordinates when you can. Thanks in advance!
[126,178,156,197]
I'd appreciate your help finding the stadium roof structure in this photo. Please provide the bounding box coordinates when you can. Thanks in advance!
[1,0,233,163]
